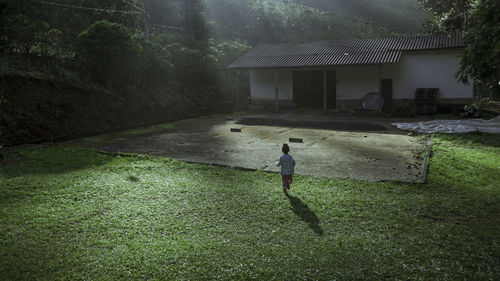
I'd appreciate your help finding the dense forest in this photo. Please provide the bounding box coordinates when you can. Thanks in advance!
[0,0,498,145]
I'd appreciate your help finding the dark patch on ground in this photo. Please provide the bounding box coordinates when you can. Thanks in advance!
[437,132,500,147]
[238,116,388,131]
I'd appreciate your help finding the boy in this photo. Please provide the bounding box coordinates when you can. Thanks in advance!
[276,143,295,193]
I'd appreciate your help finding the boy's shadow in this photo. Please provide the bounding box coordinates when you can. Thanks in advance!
[286,194,324,235]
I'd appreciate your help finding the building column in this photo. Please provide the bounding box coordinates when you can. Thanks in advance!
[378,64,382,112]
[235,70,240,111]
[275,69,279,112]
[323,69,327,114]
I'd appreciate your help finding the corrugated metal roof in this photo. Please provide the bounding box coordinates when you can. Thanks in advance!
[229,34,465,69]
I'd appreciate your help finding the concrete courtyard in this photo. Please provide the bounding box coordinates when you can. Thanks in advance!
[82,113,431,183]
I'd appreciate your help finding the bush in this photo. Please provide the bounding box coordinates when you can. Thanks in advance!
[136,39,173,91]
[76,20,141,88]
[463,97,489,118]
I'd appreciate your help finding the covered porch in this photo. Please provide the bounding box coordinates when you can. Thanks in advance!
[247,66,390,113]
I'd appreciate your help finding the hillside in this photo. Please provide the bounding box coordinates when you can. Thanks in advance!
[295,0,428,34]
[204,0,429,44]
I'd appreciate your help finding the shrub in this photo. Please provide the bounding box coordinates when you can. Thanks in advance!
[76,20,141,88]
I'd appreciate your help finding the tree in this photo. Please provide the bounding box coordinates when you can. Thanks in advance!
[76,20,142,88]
[457,0,500,98]
[0,1,60,56]
[417,0,478,33]
[180,0,209,40]
[418,0,499,99]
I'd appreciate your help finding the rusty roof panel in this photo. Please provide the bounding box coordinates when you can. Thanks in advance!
[229,34,464,69]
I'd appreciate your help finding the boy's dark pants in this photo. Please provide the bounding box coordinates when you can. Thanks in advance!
[281,174,293,189]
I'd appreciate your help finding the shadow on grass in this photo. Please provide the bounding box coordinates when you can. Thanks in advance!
[287,194,324,235]
[437,132,500,147]
[0,147,113,178]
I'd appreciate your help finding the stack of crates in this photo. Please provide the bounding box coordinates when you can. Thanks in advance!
[415,88,439,115]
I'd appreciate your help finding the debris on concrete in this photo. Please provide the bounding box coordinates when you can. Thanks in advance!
[80,113,429,183]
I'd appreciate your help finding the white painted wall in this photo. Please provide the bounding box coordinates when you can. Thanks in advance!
[382,49,473,99]
[248,49,473,102]
[335,65,379,100]
[250,69,293,101]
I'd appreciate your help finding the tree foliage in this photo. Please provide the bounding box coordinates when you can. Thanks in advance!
[419,0,499,99]
[0,1,62,56]
[0,0,251,102]
[417,0,478,33]
[76,20,141,88]
[457,0,500,98]
[205,0,397,43]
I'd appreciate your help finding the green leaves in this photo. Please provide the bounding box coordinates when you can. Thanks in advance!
[457,0,500,98]
[418,0,499,99]
[76,20,142,88]
[418,0,478,33]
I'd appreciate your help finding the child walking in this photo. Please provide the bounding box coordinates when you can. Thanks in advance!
[276,143,296,193]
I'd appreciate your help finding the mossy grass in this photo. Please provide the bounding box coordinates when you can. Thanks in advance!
[0,133,499,280]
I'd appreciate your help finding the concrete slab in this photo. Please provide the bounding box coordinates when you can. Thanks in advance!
[80,114,430,183]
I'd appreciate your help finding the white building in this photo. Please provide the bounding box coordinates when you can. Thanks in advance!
[229,34,473,113]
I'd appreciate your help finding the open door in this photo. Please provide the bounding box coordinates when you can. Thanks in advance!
[326,69,336,109]
[293,69,336,109]
[293,70,323,108]
[381,79,393,114]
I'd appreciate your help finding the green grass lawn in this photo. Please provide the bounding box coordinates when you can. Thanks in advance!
[1,133,499,280]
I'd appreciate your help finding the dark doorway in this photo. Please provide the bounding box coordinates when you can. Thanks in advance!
[381,79,393,114]
[293,70,336,109]
[293,70,323,108]
[326,70,336,109]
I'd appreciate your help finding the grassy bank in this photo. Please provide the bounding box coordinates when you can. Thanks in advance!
[0,133,499,280]
[0,71,204,146]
